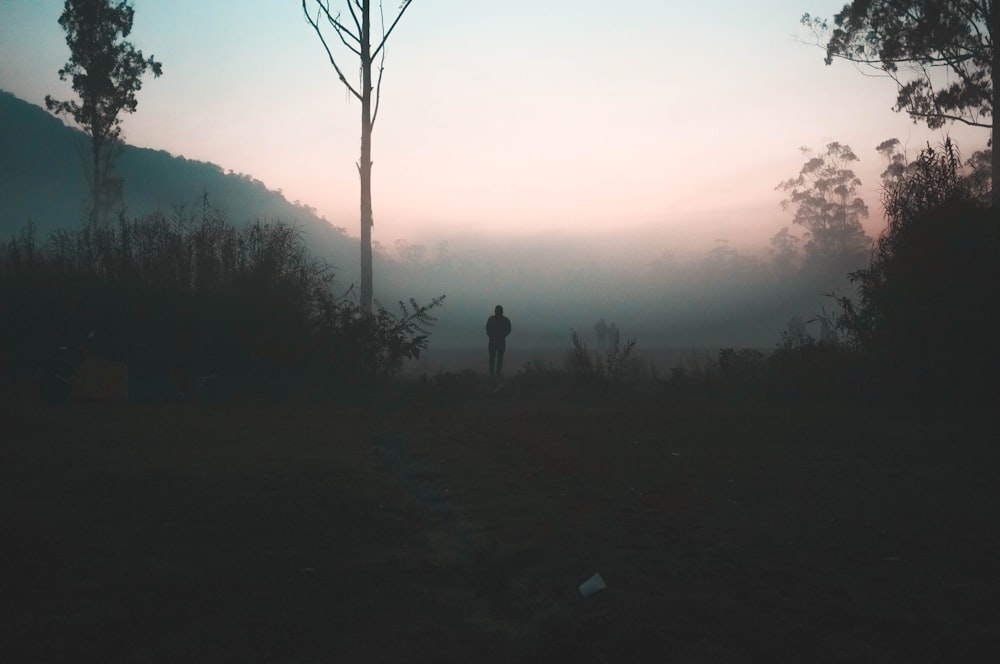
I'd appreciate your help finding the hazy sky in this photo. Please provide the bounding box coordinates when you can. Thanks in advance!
[0,0,988,254]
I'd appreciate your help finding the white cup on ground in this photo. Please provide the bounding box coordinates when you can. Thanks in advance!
[578,572,606,597]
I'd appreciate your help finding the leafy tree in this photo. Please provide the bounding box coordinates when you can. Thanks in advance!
[302,0,416,312]
[776,142,872,273]
[833,139,999,404]
[768,226,802,275]
[877,137,993,202]
[803,1,996,205]
[45,0,162,220]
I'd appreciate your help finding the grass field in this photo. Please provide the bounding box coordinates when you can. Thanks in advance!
[2,383,998,663]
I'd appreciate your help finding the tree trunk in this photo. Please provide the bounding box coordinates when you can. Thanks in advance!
[91,135,103,222]
[359,0,374,312]
[992,0,998,208]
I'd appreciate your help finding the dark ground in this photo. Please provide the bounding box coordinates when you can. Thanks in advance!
[2,384,998,663]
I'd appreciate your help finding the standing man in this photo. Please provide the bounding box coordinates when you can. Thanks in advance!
[486,305,511,380]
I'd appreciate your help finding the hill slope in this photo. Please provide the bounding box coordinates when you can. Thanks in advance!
[0,89,358,275]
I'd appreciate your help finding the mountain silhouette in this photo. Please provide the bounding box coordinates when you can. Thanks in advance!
[0,89,358,274]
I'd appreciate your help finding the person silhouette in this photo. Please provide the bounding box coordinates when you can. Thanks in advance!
[485,305,511,380]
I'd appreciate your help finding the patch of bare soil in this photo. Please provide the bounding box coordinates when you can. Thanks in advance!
[2,392,998,662]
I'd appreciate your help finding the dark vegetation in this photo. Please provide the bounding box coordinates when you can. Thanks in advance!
[0,90,356,268]
[3,394,998,663]
[0,203,443,401]
[2,2,996,659]
[44,0,162,220]
[831,140,998,408]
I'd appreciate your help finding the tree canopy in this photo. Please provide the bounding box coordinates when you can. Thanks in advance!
[777,142,872,273]
[833,139,998,404]
[45,0,162,218]
[803,1,995,204]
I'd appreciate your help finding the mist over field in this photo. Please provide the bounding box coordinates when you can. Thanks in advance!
[1,88,859,375]
[376,230,850,367]
[3,2,998,661]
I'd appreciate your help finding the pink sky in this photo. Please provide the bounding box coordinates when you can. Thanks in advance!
[0,0,989,256]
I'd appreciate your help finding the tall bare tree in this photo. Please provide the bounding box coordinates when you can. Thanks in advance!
[303,0,415,311]
[45,0,162,221]
[803,1,996,206]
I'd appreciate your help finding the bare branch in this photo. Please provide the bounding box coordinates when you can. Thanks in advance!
[331,17,362,57]
[372,0,414,59]
[371,2,388,127]
[314,0,360,44]
[905,109,991,129]
[302,0,362,100]
[346,0,362,36]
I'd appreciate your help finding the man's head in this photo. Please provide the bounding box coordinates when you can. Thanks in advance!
[495,305,504,315]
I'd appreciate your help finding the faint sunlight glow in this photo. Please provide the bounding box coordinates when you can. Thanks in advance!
[0,0,988,255]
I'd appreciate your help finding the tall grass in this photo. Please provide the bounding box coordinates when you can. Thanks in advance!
[0,203,443,396]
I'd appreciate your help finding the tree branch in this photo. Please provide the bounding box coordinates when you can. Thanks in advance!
[314,0,360,44]
[372,0,414,60]
[346,0,362,37]
[302,0,362,100]
[371,2,388,127]
[331,17,362,57]
[905,109,991,128]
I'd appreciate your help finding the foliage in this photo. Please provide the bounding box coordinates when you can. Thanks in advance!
[832,139,999,405]
[314,295,445,381]
[803,2,993,132]
[565,329,639,388]
[45,0,162,216]
[718,347,767,397]
[777,142,872,272]
[768,226,802,276]
[767,333,869,402]
[512,358,566,392]
[0,205,443,398]
[803,1,995,206]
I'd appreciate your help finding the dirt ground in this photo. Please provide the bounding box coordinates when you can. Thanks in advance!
[2,385,998,663]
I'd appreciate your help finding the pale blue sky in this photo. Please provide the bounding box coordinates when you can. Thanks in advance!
[0,0,987,256]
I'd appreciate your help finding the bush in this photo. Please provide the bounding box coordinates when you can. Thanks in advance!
[0,206,444,398]
[767,333,870,402]
[565,328,640,389]
[832,140,998,406]
[718,347,766,397]
[512,358,566,393]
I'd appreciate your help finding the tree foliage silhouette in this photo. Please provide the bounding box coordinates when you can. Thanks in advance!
[777,142,871,273]
[803,1,996,205]
[833,139,999,404]
[45,0,162,220]
[302,0,415,312]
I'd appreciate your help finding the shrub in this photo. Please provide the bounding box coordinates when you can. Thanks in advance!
[832,140,998,406]
[0,206,444,397]
[767,333,869,402]
[565,328,640,388]
[512,358,566,392]
[718,347,766,396]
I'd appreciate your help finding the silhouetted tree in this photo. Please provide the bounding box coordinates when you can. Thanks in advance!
[803,1,996,205]
[45,0,162,220]
[777,142,872,273]
[302,0,416,312]
[594,318,608,351]
[833,139,999,404]
[768,226,801,276]
[877,137,993,203]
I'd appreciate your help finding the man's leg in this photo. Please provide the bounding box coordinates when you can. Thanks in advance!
[488,343,496,377]
[496,346,505,378]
